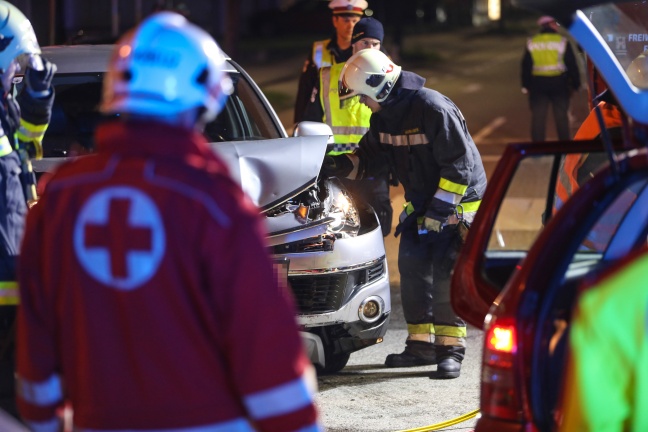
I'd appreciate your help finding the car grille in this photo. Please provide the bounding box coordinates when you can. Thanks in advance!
[289,259,386,314]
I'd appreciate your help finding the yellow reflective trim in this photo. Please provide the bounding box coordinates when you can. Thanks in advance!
[435,325,467,338]
[407,323,435,335]
[439,178,468,195]
[0,296,19,305]
[327,150,354,156]
[459,200,481,213]
[404,202,415,216]
[0,135,12,156]
[19,119,48,133]
[0,282,19,305]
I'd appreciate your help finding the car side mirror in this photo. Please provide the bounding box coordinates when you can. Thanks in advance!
[293,121,334,153]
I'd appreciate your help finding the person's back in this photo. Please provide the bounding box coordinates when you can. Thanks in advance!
[16,12,320,432]
[521,16,580,142]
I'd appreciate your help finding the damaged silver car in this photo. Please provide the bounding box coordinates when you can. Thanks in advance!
[28,45,391,373]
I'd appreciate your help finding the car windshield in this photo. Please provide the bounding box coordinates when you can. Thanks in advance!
[582,2,648,88]
[18,69,283,158]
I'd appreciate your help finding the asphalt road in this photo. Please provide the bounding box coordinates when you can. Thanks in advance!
[244,23,591,432]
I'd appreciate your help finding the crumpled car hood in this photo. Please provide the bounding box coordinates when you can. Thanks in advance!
[209,135,328,211]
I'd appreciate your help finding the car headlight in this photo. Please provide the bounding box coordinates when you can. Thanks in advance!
[326,186,360,238]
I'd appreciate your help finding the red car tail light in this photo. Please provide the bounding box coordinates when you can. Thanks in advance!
[480,315,524,422]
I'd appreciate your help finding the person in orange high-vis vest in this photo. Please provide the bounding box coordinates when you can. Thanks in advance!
[553,89,623,214]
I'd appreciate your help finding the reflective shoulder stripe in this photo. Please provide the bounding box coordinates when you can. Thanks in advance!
[379,132,429,146]
[25,417,60,432]
[0,135,13,157]
[0,281,19,305]
[438,178,468,196]
[244,375,314,420]
[435,325,468,338]
[16,374,63,406]
[74,418,255,432]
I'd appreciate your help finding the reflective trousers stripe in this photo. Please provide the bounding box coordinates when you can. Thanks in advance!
[407,324,467,338]
[408,323,434,334]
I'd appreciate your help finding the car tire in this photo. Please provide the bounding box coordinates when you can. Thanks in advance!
[317,351,350,375]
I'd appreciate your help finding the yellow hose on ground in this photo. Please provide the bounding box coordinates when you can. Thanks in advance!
[394,409,479,432]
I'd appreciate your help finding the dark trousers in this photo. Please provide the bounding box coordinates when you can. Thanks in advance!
[529,87,571,142]
[397,226,465,335]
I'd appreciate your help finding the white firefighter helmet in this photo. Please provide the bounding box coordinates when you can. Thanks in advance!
[0,0,40,73]
[339,49,401,103]
[626,52,648,89]
[100,11,232,123]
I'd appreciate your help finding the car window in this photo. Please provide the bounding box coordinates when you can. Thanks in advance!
[487,155,554,252]
[26,70,282,158]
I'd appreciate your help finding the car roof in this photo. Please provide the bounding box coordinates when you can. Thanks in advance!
[40,44,236,74]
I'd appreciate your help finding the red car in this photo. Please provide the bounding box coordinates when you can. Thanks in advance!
[451,1,648,430]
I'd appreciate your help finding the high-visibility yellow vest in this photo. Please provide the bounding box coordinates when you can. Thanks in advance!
[0,281,18,305]
[319,62,371,155]
[311,39,335,69]
[527,33,567,77]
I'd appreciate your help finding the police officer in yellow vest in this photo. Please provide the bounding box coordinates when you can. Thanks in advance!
[0,1,55,418]
[521,16,580,142]
[294,0,367,125]
[303,17,393,236]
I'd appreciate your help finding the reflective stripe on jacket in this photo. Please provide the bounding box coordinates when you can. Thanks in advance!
[320,63,371,155]
[528,33,567,77]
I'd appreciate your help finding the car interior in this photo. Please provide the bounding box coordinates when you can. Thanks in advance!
[529,168,648,429]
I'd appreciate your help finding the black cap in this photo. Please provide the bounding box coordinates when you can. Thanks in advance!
[351,17,384,45]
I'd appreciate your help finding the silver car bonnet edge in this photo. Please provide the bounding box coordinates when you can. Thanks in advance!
[209,135,329,211]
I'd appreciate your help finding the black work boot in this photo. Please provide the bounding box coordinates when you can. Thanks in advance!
[385,340,436,368]
[431,346,465,379]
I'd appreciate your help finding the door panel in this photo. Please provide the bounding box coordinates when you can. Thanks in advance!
[451,140,622,328]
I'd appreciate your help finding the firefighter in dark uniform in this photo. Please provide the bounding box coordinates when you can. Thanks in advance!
[0,0,55,418]
[293,0,367,125]
[325,49,487,378]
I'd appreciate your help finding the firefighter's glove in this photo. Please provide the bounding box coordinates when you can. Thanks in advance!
[25,57,57,98]
[321,154,353,178]
[419,198,456,237]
